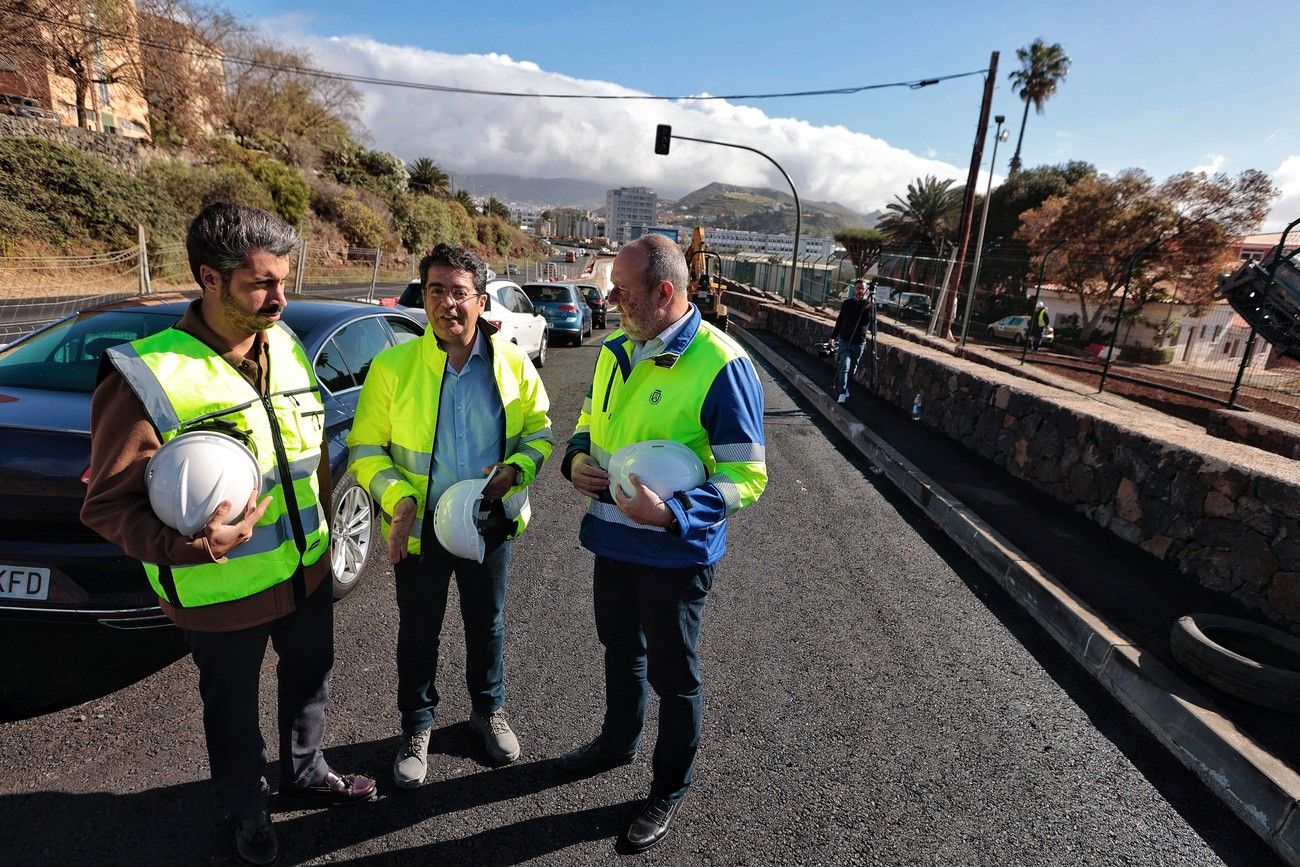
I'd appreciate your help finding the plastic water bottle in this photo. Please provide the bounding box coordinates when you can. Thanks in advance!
[911,392,922,422]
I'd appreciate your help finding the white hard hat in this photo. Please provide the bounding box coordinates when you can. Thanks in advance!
[1035,301,1046,309]
[608,440,706,501]
[146,431,261,537]
[433,477,493,563]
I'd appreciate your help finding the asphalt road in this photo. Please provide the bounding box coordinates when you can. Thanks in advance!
[0,323,1279,866]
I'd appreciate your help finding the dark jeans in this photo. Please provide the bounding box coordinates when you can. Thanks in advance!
[394,536,512,734]
[593,555,715,805]
[835,341,866,395]
[184,580,333,820]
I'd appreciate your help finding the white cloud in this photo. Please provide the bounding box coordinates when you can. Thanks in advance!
[1265,155,1300,231]
[294,32,965,215]
[1191,154,1228,175]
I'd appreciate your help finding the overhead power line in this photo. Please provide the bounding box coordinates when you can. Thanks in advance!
[8,7,989,101]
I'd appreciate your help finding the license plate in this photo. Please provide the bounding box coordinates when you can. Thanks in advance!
[0,565,50,601]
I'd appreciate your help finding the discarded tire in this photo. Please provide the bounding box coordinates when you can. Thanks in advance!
[1169,614,1300,715]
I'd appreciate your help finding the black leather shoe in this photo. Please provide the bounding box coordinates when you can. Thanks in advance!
[279,769,377,808]
[624,797,680,853]
[557,737,635,775]
[234,811,278,865]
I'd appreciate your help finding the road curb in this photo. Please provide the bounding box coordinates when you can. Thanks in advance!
[736,326,1300,865]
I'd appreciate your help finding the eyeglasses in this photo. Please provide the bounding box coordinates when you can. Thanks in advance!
[425,287,482,304]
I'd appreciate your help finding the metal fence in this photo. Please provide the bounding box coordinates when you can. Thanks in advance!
[0,238,583,343]
[719,245,1300,425]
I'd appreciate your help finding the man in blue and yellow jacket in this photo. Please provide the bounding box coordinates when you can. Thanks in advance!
[560,234,766,853]
[348,244,552,788]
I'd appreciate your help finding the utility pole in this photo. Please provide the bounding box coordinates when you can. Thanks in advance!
[935,50,999,340]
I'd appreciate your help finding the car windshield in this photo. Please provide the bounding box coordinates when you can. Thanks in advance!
[523,285,572,304]
[0,309,180,393]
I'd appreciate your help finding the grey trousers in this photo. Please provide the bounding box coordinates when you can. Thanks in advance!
[184,581,334,819]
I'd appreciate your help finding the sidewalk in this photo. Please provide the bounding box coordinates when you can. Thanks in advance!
[737,325,1300,865]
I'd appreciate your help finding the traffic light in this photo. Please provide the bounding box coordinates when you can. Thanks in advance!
[654,124,672,155]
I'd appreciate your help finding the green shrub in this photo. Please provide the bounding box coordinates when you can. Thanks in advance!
[1119,344,1175,364]
[334,195,388,248]
[392,193,456,253]
[252,159,309,226]
[447,201,477,246]
[0,136,183,247]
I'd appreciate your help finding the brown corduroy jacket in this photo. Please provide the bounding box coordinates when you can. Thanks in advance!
[80,299,331,632]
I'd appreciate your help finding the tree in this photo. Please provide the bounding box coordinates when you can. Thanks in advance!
[0,0,145,131]
[221,33,359,167]
[485,197,509,220]
[407,157,451,198]
[453,189,476,210]
[877,175,961,256]
[1017,168,1275,340]
[975,161,1097,292]
[1007,39,1071,174]
[834,227,887,278]
[135,0,241,146]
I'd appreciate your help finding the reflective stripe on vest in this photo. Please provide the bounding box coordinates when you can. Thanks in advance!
[106,323,328,608]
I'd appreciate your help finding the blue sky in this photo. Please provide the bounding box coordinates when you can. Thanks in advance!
[220,0,1299,227]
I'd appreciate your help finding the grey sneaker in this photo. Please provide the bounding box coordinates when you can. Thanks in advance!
[394,729,431,789]
[234,811,278,866]
[470,708,521,763]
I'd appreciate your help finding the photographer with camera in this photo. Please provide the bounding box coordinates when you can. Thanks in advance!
[829,278,876,403]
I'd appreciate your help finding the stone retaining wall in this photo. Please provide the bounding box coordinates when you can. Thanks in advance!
[0,116,147,172]
[727,291,1300,628]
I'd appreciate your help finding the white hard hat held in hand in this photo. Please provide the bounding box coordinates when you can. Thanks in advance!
[146,431,261,537]
[434,475,494,563]
[608,440,706,501]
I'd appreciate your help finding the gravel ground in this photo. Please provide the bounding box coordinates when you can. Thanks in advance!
[0,326,1279,866]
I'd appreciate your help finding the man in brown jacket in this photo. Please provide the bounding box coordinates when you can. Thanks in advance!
[81,203,375,866]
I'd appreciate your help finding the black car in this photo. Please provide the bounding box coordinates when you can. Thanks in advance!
[0,294,423,627]
[579,284,608,329]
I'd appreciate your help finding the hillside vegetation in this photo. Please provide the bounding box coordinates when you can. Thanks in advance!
[667,182,872,237]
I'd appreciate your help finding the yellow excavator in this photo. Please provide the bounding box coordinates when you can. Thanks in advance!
[684,227,728,332]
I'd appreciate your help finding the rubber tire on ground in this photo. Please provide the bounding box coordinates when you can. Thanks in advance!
[533,330,547,368]
[328,472,377,601]
[1169,614,1300,714]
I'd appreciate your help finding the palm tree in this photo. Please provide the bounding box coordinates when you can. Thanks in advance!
[408,158,451,197]
[453,189,476,210]
[1007,39,1071,175]
[877,175,961,256]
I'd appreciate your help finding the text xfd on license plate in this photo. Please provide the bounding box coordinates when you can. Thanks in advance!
[0,566,51,601]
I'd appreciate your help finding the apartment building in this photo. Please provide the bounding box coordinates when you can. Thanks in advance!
[606,187,657,244]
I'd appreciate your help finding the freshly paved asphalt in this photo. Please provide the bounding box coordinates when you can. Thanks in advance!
[0,322,1281,865]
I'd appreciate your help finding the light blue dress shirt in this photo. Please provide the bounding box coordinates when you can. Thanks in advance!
[427,330,504,511]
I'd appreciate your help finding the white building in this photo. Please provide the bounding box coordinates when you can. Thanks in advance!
[507,203,546,229]
[606,187,658,244]
[703,228,835,258]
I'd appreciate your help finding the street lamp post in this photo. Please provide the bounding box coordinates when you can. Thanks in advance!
[655,125,802,306]
[959,115,1008,346]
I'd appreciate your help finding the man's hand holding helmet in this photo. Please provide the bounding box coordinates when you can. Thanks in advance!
[201,490,272,560]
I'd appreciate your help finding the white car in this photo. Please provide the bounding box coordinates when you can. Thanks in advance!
[393,278,549,366]
[987,315,1054,346]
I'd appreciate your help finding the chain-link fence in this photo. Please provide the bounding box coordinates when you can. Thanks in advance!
[0,236,598,345]
[719,243,1300,425]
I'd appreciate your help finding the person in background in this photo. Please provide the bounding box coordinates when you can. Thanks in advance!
[829,278,876,403]
[82,202,375,867]
[1029,300,1050,351]
[559,234,767,853]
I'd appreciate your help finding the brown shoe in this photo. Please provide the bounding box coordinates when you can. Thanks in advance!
[279,769,377,808]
